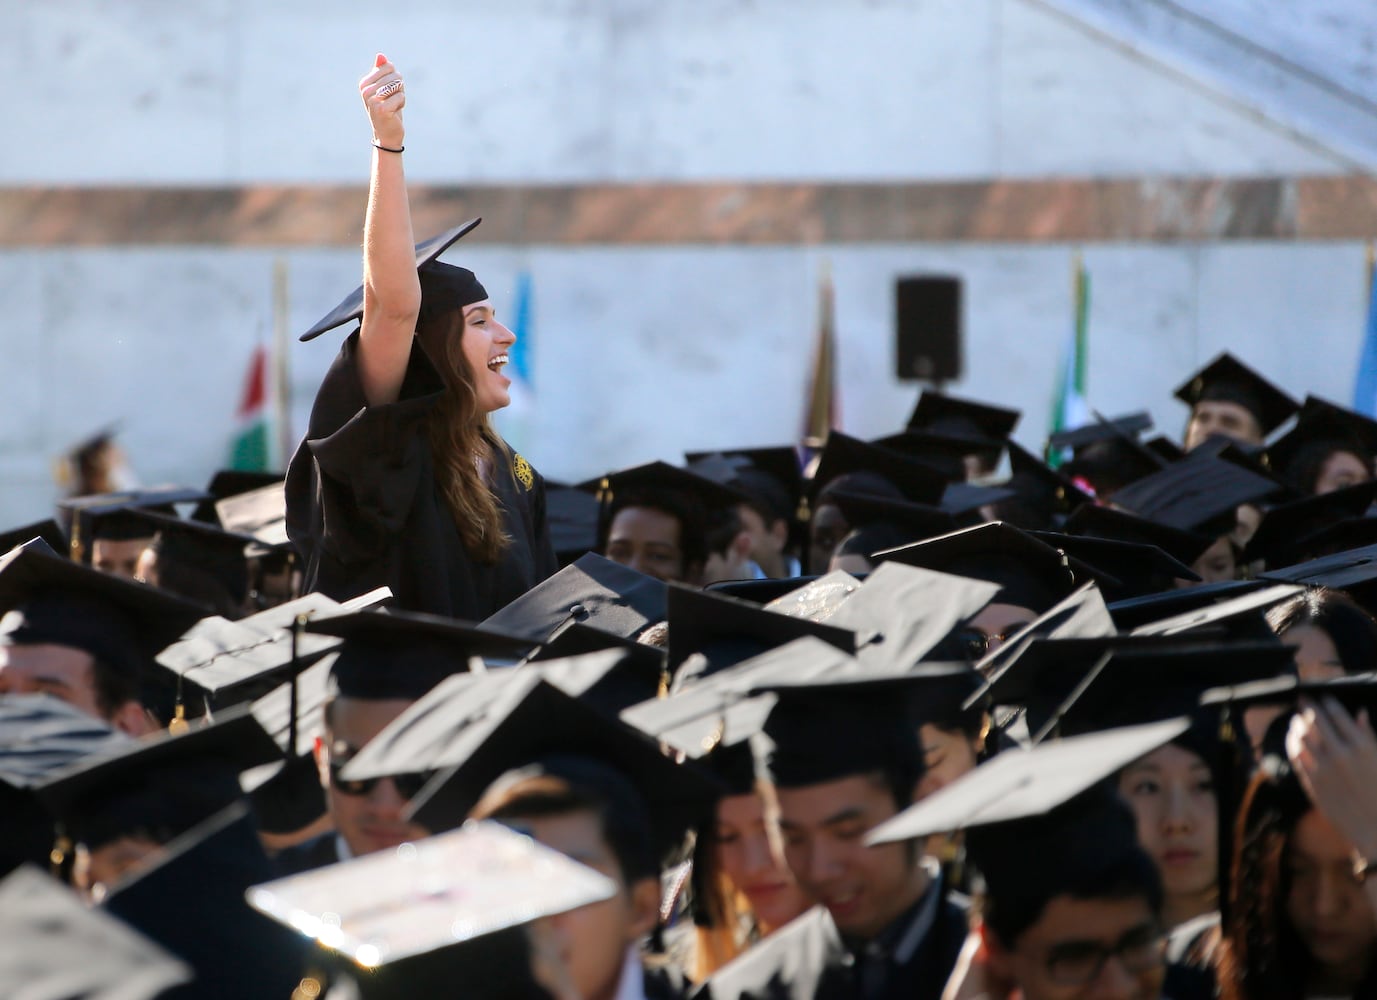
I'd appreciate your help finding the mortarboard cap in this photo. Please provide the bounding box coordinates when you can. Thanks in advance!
[707,574,841,609]
[1243,481,1377,567]
[1258,542,1377,617]
[57,487,211,563]
[1109,450,1283,535]
[759,570,862,620]
[808,432,949,505]
[543,485,601,566]
[243,654,335,834]
[906,390,1020,445]
[192,470,284,525]
[577,461,748,513]
[866,720,1185,912]
[970,581,1116,682]
[100,802,310,999]
[0,518,67,557]
[480,551,667,643]
[1201,671,1377,718]
[402,676,722,859]
[873,521,1106,614]
[1029,530,1201,597]
[1064,503,1214,568]
[864,431,969,482]
[685,447,805,524]
[826,489,957,545]
[0,865,193,1000]
[308,608,534,701]
[867,717,1190,846]
[300,219,484,342]
[34,705,281,848]
[1127,580,1301,639]
[1264,395,1377,490]
[212,482,291,555]
[1173,352,1299,436]
[123,508,256,614]
[0,544,209,691]
[1000,441,1095,521]
[665,582,858,679]
[248,820,617,998]
[523,640,668,717]
[1047,412,1154,453]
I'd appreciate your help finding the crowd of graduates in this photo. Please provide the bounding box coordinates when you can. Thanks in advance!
[7,52,1377,1000]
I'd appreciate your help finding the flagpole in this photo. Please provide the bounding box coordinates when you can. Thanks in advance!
[272,257,292,471]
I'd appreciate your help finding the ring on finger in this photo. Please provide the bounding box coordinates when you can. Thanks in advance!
[377,80,403,99]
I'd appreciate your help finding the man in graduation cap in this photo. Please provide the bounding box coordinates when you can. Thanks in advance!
[1174,353,1298,452]
[698,676,967,1000]
[0,544,207,734]
[275,609,532,873]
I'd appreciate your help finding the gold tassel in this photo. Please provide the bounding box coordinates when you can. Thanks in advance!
[168,702,190,736]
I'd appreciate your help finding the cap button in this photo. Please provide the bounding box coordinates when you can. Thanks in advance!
[569,603,589,620]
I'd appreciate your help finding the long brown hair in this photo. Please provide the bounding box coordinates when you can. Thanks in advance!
[417,308,510,564]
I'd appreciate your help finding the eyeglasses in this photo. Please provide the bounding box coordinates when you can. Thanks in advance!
[327,742,432,800]
[1043,925,1166,986]
[956,625,1031,661]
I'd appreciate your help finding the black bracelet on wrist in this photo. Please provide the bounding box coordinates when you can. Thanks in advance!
[372,141,405,154]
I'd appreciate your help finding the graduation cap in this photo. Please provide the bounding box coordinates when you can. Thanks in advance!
[152,591,372,715]
[57,487,212,565]
[758,571,862,620]
[1028,530,1201,598]
[1047,412,1154,453]
[0,518,67,557]
[120,508,256,614]
[706,574,844,609]
[808,432,949,505]
[306,609,535,701]
[1026,640,1298,742]
[523,639,668,717]
[577,460,747,512]
[1174,352,1299,437]
[826,490,957,546]
[1127,580,1303,641]
[906,390,1021,446]
[100,802,310,999]
[0,544,209,697]
[1265,396,1377,490]
[0,695,134,877]
[211,482,291,555]
[0,865,193,1000]
[684,446,805,525]
[1065,503,1214,568]
[480,552,668,644]
[665,581,859,680]
[1243,481,1377,568]
[864,431,970,482]
[400,675,722,858]
[300,218,484,342]
[970,582,1116,683]
[34,705,282,849]
[191,470,284,525]
[866,718,1188,909]
[999,441,1095,524]
[1200,671,1377,718]
[247,820,618,998]
[543,485,601,566]
[873,521,1106,615]
[243,655,336,835]
[1109,450,1283,535]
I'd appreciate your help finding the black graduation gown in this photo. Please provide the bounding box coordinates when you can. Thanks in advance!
[271,830,342,877]
[285,331,558,618]
[695,890,968,1000]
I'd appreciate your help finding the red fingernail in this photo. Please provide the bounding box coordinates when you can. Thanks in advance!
[375,53,386,67]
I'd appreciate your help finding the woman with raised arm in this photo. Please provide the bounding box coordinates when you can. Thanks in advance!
[285,54,557,618]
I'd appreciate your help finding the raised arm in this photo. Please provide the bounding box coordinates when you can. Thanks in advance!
[357,53,421,407]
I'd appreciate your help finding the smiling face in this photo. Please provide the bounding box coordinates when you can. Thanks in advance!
[714,791,811,934]
[1118,744,1217,925]
[458,300,516,414]
[774,773,925,941]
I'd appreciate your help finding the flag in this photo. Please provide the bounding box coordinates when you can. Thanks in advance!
[228,344,271,471]
[802,262,840,452]
[496,268,535,454]
[1353,245,1377,418]
[1047,256,1091,467]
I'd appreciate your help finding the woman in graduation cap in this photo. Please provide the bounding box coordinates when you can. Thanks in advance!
[286,55,558,619]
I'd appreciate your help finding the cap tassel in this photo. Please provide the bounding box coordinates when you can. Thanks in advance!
[167,701,189,736]
[657,665,671,700]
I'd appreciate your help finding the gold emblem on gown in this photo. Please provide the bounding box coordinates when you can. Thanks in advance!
[513,453,535,491]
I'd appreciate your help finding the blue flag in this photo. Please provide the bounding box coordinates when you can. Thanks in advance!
[1354,265,1377,418]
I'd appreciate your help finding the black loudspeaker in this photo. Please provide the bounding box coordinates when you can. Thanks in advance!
[894,275,962,382]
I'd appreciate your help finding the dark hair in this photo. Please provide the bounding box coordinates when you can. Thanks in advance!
[471,765,661,887]
[835,522,912,564]
[604,488,710,575]
[1266,587,1377,675]
[703,505,745,560]
[1281,439,1374,497]
[982,848,1164,950]
[91,657,140,719]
